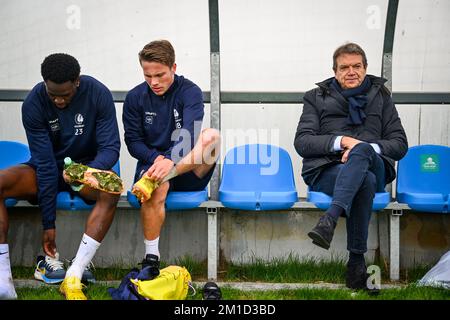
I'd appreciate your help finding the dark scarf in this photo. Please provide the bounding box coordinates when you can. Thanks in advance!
[331,76,372,125]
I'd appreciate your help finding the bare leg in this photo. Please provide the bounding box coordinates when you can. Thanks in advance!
[0,165,37,300]
[0,165,37,243]
[78,187,119,242]
[173,128,221,179]
[64,186,120,287]
[137,128,220,262]
[140,182,170,241]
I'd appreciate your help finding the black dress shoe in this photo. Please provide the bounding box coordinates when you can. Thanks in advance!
[308,215,337,250]
[345,262,380,295]
[138,254,160,280]
[346,262,368,289]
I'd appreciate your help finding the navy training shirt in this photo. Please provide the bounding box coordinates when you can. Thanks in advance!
[122,74,204,180]
[21,75,121,230]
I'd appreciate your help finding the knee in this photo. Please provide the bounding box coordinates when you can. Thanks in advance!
[97,192,120,209]
[350,142,374,157]
[348,143,375,163]
[149,195,165,209]
[201,128,221,148]
[147,183,169,208]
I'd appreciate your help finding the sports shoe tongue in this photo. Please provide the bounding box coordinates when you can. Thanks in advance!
[45,252,62,268]
[46,252,60,261]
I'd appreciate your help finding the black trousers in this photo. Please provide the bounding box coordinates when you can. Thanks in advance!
[310,143,386,254]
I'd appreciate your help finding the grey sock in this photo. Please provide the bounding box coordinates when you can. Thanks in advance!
[162,166,179,183]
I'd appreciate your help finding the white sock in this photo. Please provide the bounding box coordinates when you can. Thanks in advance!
[144,237,160,258]
[0,244,17,300]
[65,234,100,280]
[0,244,13,278]
[162,166,179,183]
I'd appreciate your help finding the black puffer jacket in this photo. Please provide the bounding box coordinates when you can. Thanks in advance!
[293,75,408,186]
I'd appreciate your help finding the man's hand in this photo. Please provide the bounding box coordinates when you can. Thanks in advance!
[340,136,362,151]
[340,136,362,163]
[62,170,72,184]
[341,148,351,163]
[154,155,165,163]
[146,157,175,183]
[42,229,56,258]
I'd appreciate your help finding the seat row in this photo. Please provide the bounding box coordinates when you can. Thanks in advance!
[216,143,449,214]
[1,141,449,214]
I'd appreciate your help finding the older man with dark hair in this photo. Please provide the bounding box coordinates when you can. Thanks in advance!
[294,42,408,290]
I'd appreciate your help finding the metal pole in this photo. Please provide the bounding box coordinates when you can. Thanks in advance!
[207,0,221,281]
[209,0,221,201]
[382,0,399,91]
[382,0,400,281]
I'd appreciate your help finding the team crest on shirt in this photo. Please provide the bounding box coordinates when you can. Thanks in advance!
[173,109,182,129]
[74,113,85,136]
[75,113,84,125]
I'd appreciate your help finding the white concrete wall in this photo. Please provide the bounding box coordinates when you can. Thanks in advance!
[1,1,450,267]
[220,210,379,265]
[0,0,211,91]
[393,0,450,91]
[8,207,209,267]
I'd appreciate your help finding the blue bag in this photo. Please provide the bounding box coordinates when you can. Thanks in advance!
[108,268,142,300]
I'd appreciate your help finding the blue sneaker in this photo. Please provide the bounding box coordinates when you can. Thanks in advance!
[67,258,96,284]
[34,252,66,284]
[82,261,96,284]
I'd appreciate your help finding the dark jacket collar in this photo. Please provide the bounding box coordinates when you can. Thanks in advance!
[315,74,387,91]
[315,74,388,107]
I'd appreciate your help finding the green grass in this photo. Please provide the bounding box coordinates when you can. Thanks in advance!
[400,264,436,283]
[211,286,450,300]
[12,255,435,284]
[12,255,449,300]
[222,254,436,284]
[12,254,433,284]
[15,284,449,300]
[223,254,347,283]
[16,285,113,300]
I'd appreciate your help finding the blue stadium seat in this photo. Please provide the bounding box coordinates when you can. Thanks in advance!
[127,188,208,210]
[0,141,31,207]
[4,198,18,207]
[396,145,450,213]
[307,189,390,211]
[56,160,121,210]
[219,144,298,210]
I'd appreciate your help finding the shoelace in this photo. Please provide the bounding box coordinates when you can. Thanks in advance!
[84,260,96,272]
[63,278,87,290]
[44,256,65,271]
[188,282,196,296]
